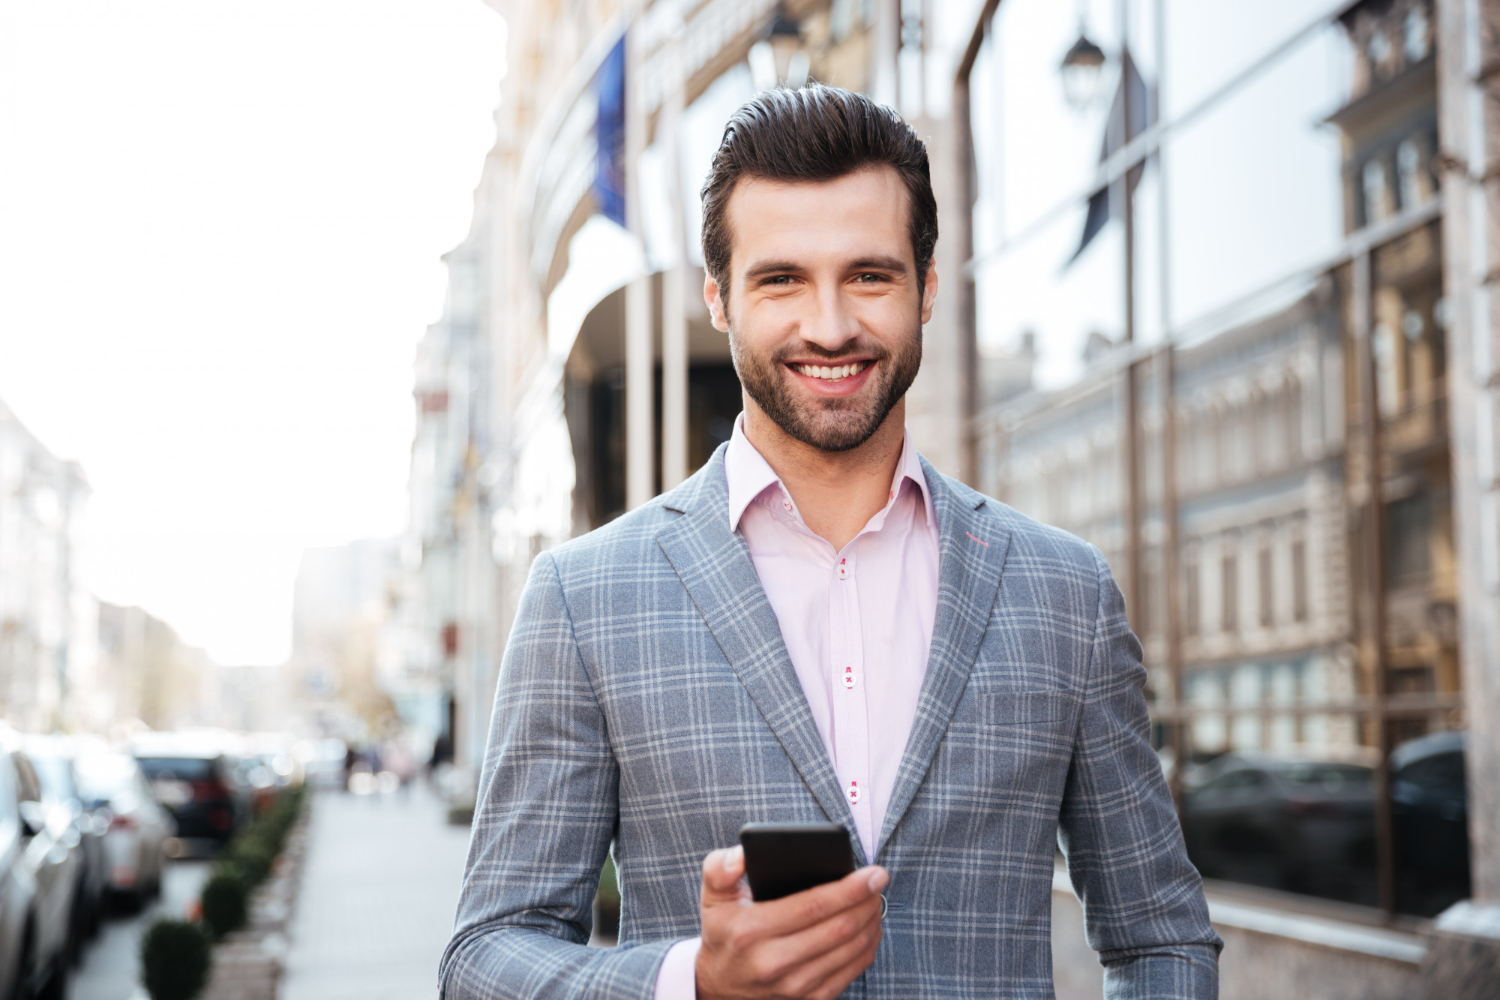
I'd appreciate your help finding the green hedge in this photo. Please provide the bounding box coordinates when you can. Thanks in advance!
[200,785,306,940]
[141,918,211,1000]
[200,871,249,939]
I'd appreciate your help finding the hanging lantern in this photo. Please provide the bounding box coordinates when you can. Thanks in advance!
[1060,32,1107,112]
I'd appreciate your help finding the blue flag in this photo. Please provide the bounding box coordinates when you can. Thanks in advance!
[594,35,627,228]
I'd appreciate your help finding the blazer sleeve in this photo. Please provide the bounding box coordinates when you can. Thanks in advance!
[439,552,675,999]
[1056,545,1223,1000]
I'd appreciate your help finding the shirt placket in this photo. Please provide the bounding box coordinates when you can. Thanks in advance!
[828,543,873,857]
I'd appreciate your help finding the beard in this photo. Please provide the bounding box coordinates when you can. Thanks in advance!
[729,323,922,453]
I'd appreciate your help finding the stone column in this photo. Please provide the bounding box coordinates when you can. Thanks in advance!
[1427,0,1500,994]
[625,11,655,510]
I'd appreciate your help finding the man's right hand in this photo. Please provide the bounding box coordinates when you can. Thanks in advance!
[694,845,887,1000]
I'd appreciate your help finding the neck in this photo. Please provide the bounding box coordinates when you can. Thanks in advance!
[742,397,907,551]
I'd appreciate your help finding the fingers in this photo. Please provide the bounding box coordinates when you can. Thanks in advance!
[696,850,886,1000]
[753,891,883,989]
[754,865,888,936]
[798,927,884,1000]
[700,846,747,903]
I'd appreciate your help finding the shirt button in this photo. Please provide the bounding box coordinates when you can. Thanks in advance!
[848,781,860,805]
[782,499,793,512]
[837,558,848,580]
[842,667,856,690]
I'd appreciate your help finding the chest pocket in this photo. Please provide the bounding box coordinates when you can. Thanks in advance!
[978,689,1074,726]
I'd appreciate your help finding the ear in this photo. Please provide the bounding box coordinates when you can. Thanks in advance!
[919,264,938,325]
[704,272,730,333]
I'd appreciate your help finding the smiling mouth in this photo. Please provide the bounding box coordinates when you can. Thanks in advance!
[789,360,873,382]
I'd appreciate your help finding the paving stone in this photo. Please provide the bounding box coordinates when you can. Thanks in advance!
[280,784,471,1000]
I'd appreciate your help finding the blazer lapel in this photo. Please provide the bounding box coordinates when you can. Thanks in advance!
[875,460,1011,858]
[655,452,860,858]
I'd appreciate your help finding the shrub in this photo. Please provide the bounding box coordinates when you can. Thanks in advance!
[213,785,305,889]
[227,841,275,884]
[594,856,621,939]
[140,918,211,1000]
[200,872,249,939]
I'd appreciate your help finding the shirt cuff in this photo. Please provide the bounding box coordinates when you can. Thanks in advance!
[652,937,702,1000]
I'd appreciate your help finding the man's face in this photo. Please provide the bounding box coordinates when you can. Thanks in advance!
[704,165,937,453]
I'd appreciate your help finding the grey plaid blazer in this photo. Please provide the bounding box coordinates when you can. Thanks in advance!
[440,447,1221,999]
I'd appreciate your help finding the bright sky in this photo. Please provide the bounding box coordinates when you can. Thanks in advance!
[0,0,507,665]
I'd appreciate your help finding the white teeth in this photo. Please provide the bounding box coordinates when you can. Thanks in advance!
[796,362,866,380]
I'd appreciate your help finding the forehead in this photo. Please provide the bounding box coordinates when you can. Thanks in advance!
[722,165,912,273]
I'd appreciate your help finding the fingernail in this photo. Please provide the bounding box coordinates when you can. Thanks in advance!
[866,867,889,892]
[723,845,743,871]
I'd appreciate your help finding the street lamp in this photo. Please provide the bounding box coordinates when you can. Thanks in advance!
[1060,31,1107,112]
[750,5,808,91]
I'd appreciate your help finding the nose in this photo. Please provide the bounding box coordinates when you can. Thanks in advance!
[801,283,862,354]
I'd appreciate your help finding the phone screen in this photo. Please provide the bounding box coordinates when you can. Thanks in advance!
[738,822,856,901]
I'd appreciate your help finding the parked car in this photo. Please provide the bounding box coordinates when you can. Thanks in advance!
[296,737,348,790]
[1181,752,1376,904]
[131,734,246,847]
[70,753,172,905]
[0,742,38,1000]
[21,735,108,954]
[0,731,80,1000]
[1392,729,1470,916]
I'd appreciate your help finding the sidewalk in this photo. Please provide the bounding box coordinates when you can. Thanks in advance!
[280,783,472,1000]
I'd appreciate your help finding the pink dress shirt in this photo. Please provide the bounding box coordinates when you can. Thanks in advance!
[653,415,941,998]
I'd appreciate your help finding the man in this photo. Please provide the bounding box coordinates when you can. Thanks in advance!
[441,85,1221,999]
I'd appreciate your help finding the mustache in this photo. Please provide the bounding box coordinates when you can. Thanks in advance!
[772,341,887,364]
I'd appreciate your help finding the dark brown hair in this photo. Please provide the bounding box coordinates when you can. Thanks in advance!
[700,84,938,304]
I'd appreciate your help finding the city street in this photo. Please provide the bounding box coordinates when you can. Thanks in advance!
[68,861,212,1000]
[281,784,472,1000]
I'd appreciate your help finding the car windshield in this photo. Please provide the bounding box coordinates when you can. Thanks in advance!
[136,756,214,781]
[1281,763,1373,793]
[1397,752,1465,790]
[73,754,140,801]
[27,753,78,802]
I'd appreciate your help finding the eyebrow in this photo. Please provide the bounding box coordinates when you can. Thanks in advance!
[742,259,803,281]
[847,255,909,274]
[741,255,910,282]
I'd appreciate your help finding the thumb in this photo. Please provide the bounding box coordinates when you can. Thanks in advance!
[700,846,747,903]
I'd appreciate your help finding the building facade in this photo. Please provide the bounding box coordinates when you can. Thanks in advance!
[93,601,213,734]
[0,399,93,733]
[987,287,1364,764]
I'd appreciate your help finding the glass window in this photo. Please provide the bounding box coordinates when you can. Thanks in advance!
[1364,157,1390,225]
[1282,763,1374,792]
[1404,7,1430,62]
[73,754,139,802]
[1259,545,1274,628]
[12,754,41,804]
[1197,768,1268,802]
[1222,551,1239,633]
[1397,751,1464,791]
[1387,492,1433,583]
[0,755,16,825]
[136,756,215,781]
[1397,138,1425,210]
[28,753,77,804]
[1292,539,1308,622]
[1374,322,1400,415]
[1186,556,1201,636]
[1284,377,1303,458]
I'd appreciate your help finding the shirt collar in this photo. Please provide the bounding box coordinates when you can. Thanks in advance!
[725,412,934,534]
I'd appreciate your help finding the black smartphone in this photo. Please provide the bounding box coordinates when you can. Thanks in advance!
[738,822,856,901]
